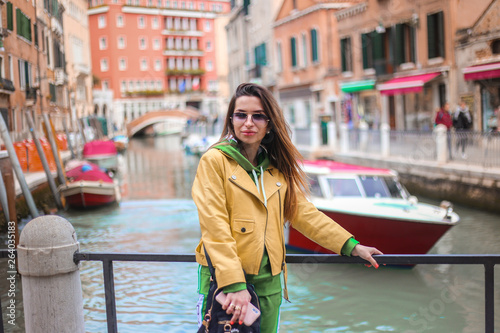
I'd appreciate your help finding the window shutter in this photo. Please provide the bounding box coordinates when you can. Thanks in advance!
[310,29,318,62]
[7,2,13,31]
[16,9,22,36]
[341,38,347,72]
[409,26,416,62]
[291,37,297,67]
[395,24,404,66]
[437,11,445,58]
[427,13,436,58]
[361,33,369,69]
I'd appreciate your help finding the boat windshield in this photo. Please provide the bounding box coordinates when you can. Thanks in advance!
[327,178,362,197]
[359,175,404,198]
[308,174,324,197]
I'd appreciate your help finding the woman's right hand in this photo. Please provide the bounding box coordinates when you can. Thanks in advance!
[220,289,251,325]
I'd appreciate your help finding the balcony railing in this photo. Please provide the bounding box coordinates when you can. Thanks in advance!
[165,68,205,76]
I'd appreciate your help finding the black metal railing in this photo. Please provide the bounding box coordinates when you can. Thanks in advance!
[1,251,499,332]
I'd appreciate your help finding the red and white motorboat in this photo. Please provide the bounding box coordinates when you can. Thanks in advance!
[59,162,118,209]
[82,140,118,171]
[286,160,460,255]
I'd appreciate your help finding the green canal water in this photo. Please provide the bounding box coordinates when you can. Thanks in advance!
[1,135,500,332]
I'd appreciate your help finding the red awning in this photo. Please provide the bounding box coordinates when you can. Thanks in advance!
[377,72,440,96]
[463,62,500,81]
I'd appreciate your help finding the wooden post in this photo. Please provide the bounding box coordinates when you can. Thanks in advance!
[26,112,63,209]
[62,117,76,159]
[42,113,66,186]
[0,160,10,221]
[18,215,85,333]
[0,115,39,218]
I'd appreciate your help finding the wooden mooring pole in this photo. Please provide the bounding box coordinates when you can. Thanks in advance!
[26,112,63,209]
[62,117,76,159]
[42,113,66,186]
[0,115,39,218]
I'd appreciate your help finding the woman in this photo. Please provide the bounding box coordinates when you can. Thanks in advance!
[193,83,382,332]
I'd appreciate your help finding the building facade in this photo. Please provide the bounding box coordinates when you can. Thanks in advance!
[88,0,230,130]
[273,0,356,144]
[456,0,500,131]
[335,0,492,131]
[62,0,93,128]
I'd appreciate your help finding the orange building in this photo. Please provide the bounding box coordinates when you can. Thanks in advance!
[88,0,230,129]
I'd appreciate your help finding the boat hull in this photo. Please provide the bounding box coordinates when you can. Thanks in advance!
[60,181,117,208]
[287,210,454,255]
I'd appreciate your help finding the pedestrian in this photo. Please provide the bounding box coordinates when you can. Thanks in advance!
[192,83,382,332]
[453,100,472,158]
[435,102,453,159]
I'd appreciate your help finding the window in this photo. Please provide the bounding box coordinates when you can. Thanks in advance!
[6,2,13,31]
[340,37,352,72]
[121,81,126,92]
[118,36,126,49]
[100,58,109,71]
[99,37,107,50]
[427,11,445,59]
[206,40,212,51]
[16,9,32,41]
[199,2,204,10]
[138,16,145,28]
[254,42,266,77]
[119,58,127,70]
[290,37,297,67]
[276,41,282,72]
[204,20,211,32]
[98,15,106,28]
[156,80,163,90]
[361,32,382,70]
[139,37,147,50]
[301,33,307,67]
[116,14,124,27]
[206,60,213,71]
[310,28,319,62]
[153,38,160,50]
[102,80,109,90]
[140,58,148,70]
[18,59,32,90]
[154,59,161,71]
[491,39,500,55]
[395,23,416,65]
[152,17,159,29]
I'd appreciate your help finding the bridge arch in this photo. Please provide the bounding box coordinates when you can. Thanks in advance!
[126,110,200,137]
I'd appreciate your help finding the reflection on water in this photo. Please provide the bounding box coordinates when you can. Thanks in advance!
[1,135,499,332]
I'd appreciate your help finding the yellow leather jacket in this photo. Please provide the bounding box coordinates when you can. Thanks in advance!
[193,148,353,289]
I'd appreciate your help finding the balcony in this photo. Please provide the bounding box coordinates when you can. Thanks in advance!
[165,68,205,76]
[74,63,90,77]
[0,78,15,93]
[55,68,68,85]
[25,87,37,105]
[124,90,165,97]
[163,48,204,57]
[161,29,203,37]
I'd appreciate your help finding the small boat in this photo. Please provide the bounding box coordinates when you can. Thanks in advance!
[111,135,129,152]
[82,140,118,171]
[59,162,118,208]
[182,134,218,155]
[286,160,460,255]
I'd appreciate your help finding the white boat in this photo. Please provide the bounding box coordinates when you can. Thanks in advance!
[287,160,460,255]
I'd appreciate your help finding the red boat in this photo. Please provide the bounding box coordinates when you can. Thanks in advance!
[59,162,118,208]
[82,140,118,171]
[286,160,459,255]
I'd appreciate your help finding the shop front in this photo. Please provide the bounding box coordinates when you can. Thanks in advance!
[339,80,378,129]
[463,62,500,131]
[377,72,443,131]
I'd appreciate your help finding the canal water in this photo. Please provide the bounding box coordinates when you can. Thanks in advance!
[2,135,500,332]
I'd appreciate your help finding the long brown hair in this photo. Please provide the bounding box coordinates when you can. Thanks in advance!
[216,83,309,222]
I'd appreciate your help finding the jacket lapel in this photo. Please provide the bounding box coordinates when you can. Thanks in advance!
[229,165,283,205]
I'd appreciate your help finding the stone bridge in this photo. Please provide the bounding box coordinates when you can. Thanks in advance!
[126,110,200,137]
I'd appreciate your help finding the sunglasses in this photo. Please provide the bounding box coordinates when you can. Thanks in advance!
[231,112,270,125]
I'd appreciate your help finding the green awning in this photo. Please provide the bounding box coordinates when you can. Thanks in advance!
[340,80,376,93]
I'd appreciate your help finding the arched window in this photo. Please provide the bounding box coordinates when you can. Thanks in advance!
[310,28,319,62]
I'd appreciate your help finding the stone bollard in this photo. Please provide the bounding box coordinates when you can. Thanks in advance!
[327,122,337,151]
[310,122,320,148]
[340,123,349,153]
[359,121,369,152]
[380,123,390,157]
[434,124,448,164]
[17,216,85,333]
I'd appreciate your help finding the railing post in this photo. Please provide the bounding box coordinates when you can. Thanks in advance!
[327,121,337,151]
[17,216,85,333]
[434,124,448,164]
[359,121,368,152]
[340,123,349,153]
[310,122,320,148]
[484,263,494,333]
[381,123,390,157]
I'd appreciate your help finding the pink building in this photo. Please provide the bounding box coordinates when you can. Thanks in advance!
[88,0,230,128]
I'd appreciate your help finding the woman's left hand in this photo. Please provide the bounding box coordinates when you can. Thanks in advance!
[351,244,383,268]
